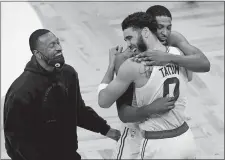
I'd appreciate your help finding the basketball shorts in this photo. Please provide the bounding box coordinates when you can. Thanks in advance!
[138,128,197,159]
[111,123,143,159]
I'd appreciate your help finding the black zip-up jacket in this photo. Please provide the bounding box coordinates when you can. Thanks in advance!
[4,55,110,160]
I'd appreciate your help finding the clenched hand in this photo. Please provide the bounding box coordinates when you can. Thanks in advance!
[105,128,121,141]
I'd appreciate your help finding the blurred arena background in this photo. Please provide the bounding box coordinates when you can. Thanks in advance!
[1,1,224,159]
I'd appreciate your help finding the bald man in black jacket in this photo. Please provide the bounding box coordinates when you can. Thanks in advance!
[4,29,120,160]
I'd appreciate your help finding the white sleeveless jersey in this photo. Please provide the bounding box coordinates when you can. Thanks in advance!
[135,47,189,131]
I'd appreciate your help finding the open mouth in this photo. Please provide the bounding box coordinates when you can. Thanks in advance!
[55,52,62,56]
[159,38,167,41]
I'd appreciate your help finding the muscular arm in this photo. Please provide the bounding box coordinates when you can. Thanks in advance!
[168,31,211,72]
[98,60,135,108]
[114,54,149,122]
[114,56,154,123]
[175,47,193,82]
[116,84,157,123]
[100,65,115,84]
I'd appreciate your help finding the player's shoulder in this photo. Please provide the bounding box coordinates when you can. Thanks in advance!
[170,31,185,39]
[121,58,142,70]
[169,31,187,46]
[118,58,142,79]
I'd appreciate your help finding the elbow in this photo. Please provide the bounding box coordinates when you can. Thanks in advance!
[118,112,133,123]
[118,115,129,123]
[118,111,127,123]
[98,100,110,108]
[98,90,115,108]
[195,54,211,72]
[203,59,211,72]
[197,59,211,72]
[201,55,211,72]
[206,60,211,72]
[98,97,111,108]
[118,113,128,123]
[98,93,110,108]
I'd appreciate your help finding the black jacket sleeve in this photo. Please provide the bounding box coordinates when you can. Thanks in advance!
[4,93,44,160]
[74,72,110,136]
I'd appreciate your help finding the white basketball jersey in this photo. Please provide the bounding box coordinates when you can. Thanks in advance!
[135,47,189,131]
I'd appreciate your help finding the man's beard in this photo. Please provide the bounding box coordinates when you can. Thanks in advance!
[137,35,147,52]
[39,51,65,68]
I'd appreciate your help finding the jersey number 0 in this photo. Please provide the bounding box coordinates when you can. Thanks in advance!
[163,77,180,101]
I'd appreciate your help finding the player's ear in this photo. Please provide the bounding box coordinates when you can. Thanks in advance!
[142,27,150,38]
[33,50,41,59]
[32,50,38,56]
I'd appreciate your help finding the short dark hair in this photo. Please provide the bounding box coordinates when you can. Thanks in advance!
[121,12,157,33]
[29,29,50,53]
[146,5,172,20]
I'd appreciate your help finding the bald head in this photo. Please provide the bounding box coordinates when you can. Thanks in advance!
[29,29,51,53]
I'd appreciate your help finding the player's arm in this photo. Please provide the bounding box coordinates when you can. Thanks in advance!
[114,54,126,75]
[114,53,148,122]
[114,54,153,122]
[115,83,152,123]
[117,90,175,123]
[119,105,152,123]
[175,47,193,82]
[117,98,154,123]
[168,31,211,72]
[98,60,135,108]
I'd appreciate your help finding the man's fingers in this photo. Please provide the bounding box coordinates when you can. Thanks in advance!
[114,45,123,53]
[144,61,155,66]
[118,46,123,53]
[137,58,144,62]
[167,105,175,109]
[130,53,136,58]
[129,48,138,58]
[132,57,142,63]
[136,51,151,58]
[168,96,176,102]
[132,57,137,62]
[164,94,169,98]
[130,52,137,58]
[135,53,144,58]
[166,101,176,107]
[115,45,122,52]
[134,57,149,62]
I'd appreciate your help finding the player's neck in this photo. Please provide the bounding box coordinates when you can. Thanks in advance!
[147,36,166,52]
